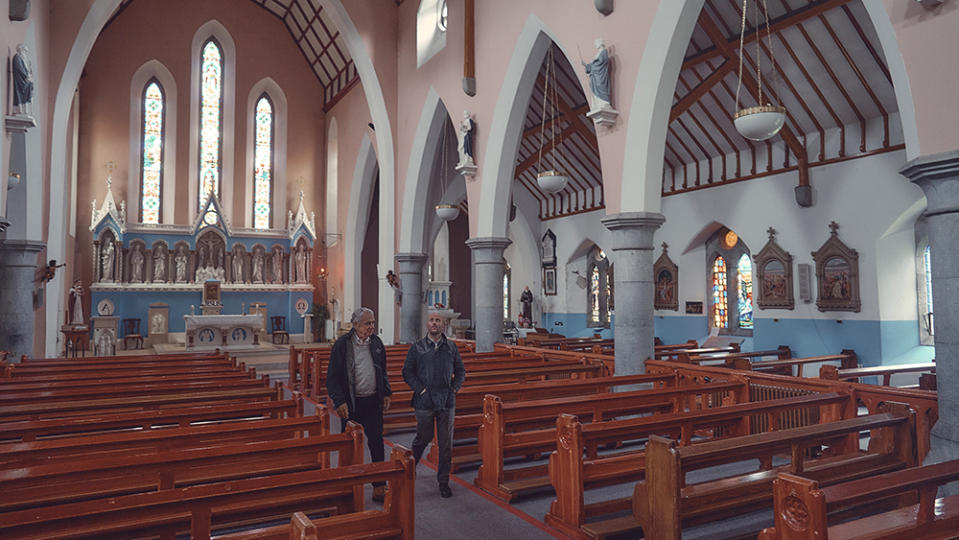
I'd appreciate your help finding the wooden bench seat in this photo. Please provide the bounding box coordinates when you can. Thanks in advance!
[0,385,282,422]
[654,345,740,361]
[544,392,853,540]
[0,423,365,514]
[0,413,329,468]
[2,357,239,378]
[0,446,413,540]
[820,362,936,387]
[730,351,858,377]
[0,398,303,443]
[0,369,256,392]
[471,380,749,500]
[632,403,917,540]
[17,350,229,364]
[0,375,272,405]
[0,363,254,383]
[760,458,959,539]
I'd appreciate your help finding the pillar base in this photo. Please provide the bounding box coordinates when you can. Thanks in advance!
[0,239,45,360]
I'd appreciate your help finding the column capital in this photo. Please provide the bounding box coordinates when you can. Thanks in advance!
[395,252,428,266]
[601,212,665,251]
[465,237,511,264]
[900,150,959,217]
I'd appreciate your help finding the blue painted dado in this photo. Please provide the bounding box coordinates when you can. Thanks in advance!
[654,315,707,346]
[92,289,313,334]
[541,312,614,338]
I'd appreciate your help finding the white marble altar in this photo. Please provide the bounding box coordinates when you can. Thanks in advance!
[184,313,262,350]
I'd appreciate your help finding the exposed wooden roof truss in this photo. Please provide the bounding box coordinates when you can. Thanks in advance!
[664,0,903,196]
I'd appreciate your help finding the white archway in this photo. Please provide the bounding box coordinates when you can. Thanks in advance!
[344,135,379,319]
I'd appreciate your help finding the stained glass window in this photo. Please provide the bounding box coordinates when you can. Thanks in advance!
[925,245,934,335]
[140,80,164,224]
[253,95,274,229]
[712,256,728,329]
[503,264,510,321]
[606,266,613,323]
[198,39,223,220]
[737,253,753,329]
[590,266,601,324]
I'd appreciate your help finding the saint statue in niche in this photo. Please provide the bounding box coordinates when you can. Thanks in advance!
[272,248,283,284]
[520,286,533,327]
[174,247,188,283]
[130,245,144,282]
[295,246,307,283]
[12,44,34,114]
[232,251,244,283]
[153,248,166,282]
[101,241,115,281]
[458,110,475,166]
[252,250,265,283]
[198,244,208,269]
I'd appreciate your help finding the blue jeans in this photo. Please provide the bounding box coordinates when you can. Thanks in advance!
[412,408,454,484]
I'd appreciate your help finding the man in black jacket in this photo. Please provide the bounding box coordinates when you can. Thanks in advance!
[402,311,466,498]
[326,307,392,502]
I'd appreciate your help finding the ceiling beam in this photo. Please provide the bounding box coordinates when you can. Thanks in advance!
[683,0,853,70]
[698,12,806,162]
[514,123,580,178]
[670,60,732,122]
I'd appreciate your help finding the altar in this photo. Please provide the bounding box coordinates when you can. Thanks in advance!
[184,313,263,350]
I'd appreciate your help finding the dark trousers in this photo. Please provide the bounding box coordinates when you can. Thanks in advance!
[411,408,454,484]
[340,395,385,486]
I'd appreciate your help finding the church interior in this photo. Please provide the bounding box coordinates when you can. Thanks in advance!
[1,0,959,538]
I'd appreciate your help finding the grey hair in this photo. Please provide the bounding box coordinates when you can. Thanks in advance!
[350,307,374,324]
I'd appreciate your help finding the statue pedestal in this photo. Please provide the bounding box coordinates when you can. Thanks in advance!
[4,114,37,134]
[586,107,619,128]
[456,162,478,180]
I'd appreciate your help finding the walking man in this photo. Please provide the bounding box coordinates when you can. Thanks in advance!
[402,311,466,497]
[326,307,392,502]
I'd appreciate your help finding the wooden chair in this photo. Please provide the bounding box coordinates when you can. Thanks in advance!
[271,316,289,344]
[121,319,143,350]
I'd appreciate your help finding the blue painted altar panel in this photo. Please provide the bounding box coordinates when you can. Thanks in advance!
[93,289,313,334]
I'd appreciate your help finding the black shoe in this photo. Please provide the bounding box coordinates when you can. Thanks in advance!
[439,483,452,498]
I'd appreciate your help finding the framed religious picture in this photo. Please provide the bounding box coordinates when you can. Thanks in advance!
[653,242,679,310]
[541,229,557,268]
[754,227,795,310]
[685,301,703,314]
[543,267,557,296]
[811,221,861,312]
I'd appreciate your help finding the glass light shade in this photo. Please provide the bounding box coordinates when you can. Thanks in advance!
[435,204,460,221]
[537,170,569,194]
[7,173,20,190]
[734,105,787,141]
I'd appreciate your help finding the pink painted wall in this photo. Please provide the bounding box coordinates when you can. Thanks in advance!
[73,0,325,291]
[883,0,959,157]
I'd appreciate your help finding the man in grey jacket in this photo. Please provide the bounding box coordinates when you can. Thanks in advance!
[326,307,392,502]
[402,311,466,497]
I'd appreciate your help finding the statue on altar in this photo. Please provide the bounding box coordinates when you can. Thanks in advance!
[252,250,265,283]
[294,246,307,283]
[68,280,85,327]
[153,247,166,282]
[100,241,115,281]
[174,246,188,283]
[272,248,284,284]
[232,250,244,283]
[130,245,144,282]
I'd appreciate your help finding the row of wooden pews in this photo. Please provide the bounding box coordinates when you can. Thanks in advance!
[0,350,415,540]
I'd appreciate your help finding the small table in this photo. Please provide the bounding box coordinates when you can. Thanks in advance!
[61,326,90,358]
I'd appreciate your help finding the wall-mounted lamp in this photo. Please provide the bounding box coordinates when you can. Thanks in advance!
[8,172,21,190]
[317,266,328,280]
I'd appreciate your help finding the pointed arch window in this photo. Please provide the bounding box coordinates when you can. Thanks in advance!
[503,263,511,321]
[139,79,164,224]
[253,94,274,229]
[924,244,934,336]
[198,38,223,214]
[587,248,611,328]
[712,256,728,329]
[737,253,753,329]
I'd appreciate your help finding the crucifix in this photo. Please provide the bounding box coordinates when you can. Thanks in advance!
[767,226,777,240]
[829,221,840,236]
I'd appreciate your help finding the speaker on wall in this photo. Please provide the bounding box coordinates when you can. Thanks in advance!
[798,263,812,303]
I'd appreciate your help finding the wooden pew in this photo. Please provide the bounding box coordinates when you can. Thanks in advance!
[0,369,256,392]
[18,350,229,364]
[0,445,414,540]
[385,372,676,433]
[0,374,273,405]
[632,403,918,540]
[472,380,749,500]
[654,344,741,361]
[2,356,239,378]
[0,385,283,423]
[0,423,365,514]
[0,413,329,468]
[0,363,253,384]
[728,350,858,377]
[0,398,304,443]
[759,460,959,539]
[216,449,415,540]
[544,392,853,540]
[675,345,792,366]
[820,362,936,387]
[920,372,937,390]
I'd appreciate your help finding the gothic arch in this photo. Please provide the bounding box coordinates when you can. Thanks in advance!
[243,77,288,229]
[128,59,178,224]
[344,135,379,321]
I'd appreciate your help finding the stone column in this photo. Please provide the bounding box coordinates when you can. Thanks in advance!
[466,237,511,352]
[601,212,665,376]
[0,239,45,360]
[901,150,959,472]
[396,252,428,343]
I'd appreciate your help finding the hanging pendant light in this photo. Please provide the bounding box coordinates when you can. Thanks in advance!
[536,47,569,194]
[733,0,786,141]
[435,120,459,221]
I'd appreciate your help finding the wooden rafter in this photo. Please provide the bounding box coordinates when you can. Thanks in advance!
[670,60,732,122]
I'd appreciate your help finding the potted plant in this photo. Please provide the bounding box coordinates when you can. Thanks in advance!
[311,302,330,342]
